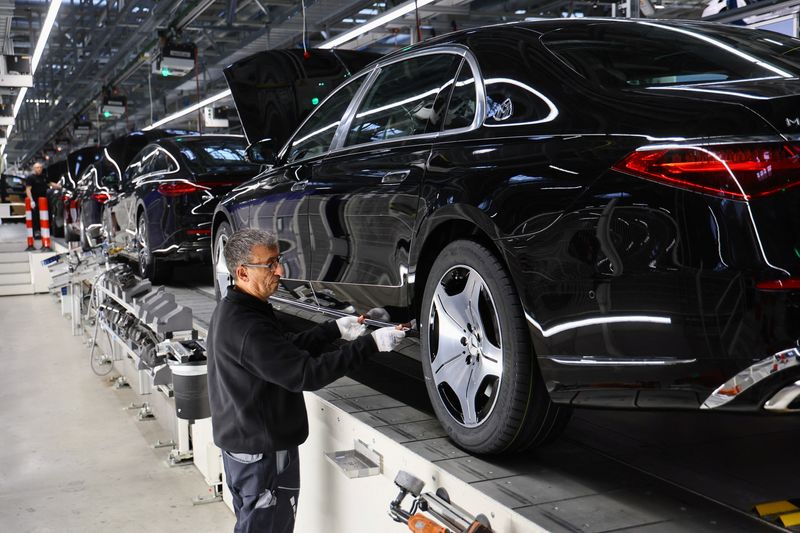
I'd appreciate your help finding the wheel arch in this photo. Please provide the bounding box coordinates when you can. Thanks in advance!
[411,207,514,324]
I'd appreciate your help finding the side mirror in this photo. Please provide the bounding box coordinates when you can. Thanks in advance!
[245,138,278,166]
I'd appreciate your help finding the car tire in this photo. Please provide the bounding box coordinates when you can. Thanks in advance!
[137,214,172,284]
[213,221,232,301]
[420,239,571,454]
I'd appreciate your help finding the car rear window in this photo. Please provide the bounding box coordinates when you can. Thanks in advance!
[176,139,255,174]
[541,21,800,88]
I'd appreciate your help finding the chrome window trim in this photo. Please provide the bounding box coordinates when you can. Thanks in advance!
[331,45,485,153]
[275,45,486,169]
[278,68,377,165]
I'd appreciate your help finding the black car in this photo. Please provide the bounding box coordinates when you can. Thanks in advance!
[104,134,261,283]
[213,20,800,454]
[44,159,70,238]
[70,130,195,248]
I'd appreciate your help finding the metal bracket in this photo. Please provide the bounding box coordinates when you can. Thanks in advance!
[325,439,382,478]
[192,483,223,506]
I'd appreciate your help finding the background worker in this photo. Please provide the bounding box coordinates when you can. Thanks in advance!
[24,162,60,238]
[207,228,405,533]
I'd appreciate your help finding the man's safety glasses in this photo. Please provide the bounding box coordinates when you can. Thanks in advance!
[243,255,282,272]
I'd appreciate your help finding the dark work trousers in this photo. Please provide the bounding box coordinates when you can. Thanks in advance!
[222,447,300,533]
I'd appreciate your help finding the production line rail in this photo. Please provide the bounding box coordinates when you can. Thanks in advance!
[160,274,799,533]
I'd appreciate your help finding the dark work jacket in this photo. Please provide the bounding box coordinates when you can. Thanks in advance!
[207,287,378,453]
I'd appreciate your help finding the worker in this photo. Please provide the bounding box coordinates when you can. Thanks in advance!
[207,228,406,533]
[24,162,60,238]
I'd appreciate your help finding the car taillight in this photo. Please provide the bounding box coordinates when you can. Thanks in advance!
[92,193,109,203]
[612,143,800,200]
[186,229,212,236]
[157,182,201,197]
[757,278,800,290]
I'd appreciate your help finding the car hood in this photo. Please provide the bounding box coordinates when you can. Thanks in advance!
[223,48,380,147]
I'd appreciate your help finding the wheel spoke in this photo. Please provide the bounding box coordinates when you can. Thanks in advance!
[433,355,478,426]
[434,288,470,333]
[473,350,502,387]
[432,293,469,359]
[463,272,484,328]
[481,340,502,365]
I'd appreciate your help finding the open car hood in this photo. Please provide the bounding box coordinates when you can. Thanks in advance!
[223,49,380,147]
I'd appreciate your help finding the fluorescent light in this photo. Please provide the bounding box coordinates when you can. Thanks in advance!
[319,0,437,49]
[144,0,434,130]
[8,0,61,143]
[143,89,231,130]
[32,0,62,72]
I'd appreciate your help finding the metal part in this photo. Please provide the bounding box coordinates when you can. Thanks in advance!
[701,347,800,409]
[764,380,800,412]
[429,265,502,428]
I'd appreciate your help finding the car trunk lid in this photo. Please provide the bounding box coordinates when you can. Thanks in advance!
[223,48,380,147]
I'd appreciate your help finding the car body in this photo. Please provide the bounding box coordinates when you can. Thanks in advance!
[68,130,193,248]
[44,159,71,238]
[213,20,800,454]
[104,134,261,283]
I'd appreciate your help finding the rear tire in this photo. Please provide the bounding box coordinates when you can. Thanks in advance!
[137,214,172,284]
[213,221,232,301]
[420,239,571,454]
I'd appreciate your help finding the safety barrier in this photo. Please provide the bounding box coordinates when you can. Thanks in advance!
[38,197,52,251]
[25,197,35,250]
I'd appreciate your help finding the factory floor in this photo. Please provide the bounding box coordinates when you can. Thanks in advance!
[0,293,235,532]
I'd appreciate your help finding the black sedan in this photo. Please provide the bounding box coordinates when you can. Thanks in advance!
[70,130,195,249]
[213,20,800,454]
[105,135,260,283]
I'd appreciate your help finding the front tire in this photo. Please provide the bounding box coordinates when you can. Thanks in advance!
[213,221,232,301]
[137,214,172,284]
[420,239,570,454]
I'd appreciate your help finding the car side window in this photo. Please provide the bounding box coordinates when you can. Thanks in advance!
[443,61,477,131]
[286,77,366,164]
[345,54,461,147]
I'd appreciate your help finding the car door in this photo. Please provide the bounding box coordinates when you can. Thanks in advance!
[306,52,463,322]
[108,146,156,250]
[237,74,372,311]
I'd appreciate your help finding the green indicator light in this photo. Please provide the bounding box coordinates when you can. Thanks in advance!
[311,97,320,105]
[161,67,171,77]
[318,82,325,87]
[795,247,800,259]
[102,111,112,118]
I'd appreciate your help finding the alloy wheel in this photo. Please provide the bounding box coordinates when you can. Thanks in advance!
[428,265,503,428]
[137,217,150,274]
[214,231,230,294]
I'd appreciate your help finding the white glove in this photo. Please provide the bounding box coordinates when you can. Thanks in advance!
[336,316,367,341]
[371,327,406,352]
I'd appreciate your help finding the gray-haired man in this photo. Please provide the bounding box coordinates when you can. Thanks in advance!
[207,228,404,533]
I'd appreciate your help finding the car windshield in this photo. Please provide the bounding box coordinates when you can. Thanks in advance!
[541,21,800,88]
[175,138,255,174]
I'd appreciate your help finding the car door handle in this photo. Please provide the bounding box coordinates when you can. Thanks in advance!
[381,170,410,184]
[291,180,308,192]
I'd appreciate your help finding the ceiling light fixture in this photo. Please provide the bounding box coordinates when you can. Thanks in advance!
[6,0,62,147]
[319,0,437,49]
[144,0,437,130]
[142,89,232,131]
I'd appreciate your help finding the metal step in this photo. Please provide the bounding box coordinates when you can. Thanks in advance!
[0,283,34,296]
[0,242,28,253]
[0,272,32,285]
[0,261,29,274]
[0,251,30,263]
